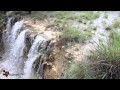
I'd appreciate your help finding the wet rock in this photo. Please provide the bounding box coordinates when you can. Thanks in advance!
[31,39,55,78]
[105,27,111,31]
[33,55,42,72]
[0,30,2,44]
[0,21,6,30]
[23,32,33,58]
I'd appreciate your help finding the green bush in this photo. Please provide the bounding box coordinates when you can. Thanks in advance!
[88,29,120,79]
[30,12,47,20]
[61,25,91,43]
[64,61,96,79]
[55,11,100,22]
[78,12,100,20]
[97,30,120,64]
[64,61,85,79]
[56,11,74,20]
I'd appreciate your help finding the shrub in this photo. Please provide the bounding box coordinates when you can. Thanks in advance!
[64,61,85,79]
[80,12,100,20]
[61,25,91,43]
[30,12,47,20]
[55,11,100,22]
[64,61,96,79]
[88,29,120,79]
[113,20,120,28]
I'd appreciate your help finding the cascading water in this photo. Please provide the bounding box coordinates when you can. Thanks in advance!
[6,17,12,31]
[0,16,47,79]
[23,35,45,79]
[0,29,28,78]
[2,17,24,51]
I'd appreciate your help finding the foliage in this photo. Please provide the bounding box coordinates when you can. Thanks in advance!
[61,25,92,43]
[113,20,120,28]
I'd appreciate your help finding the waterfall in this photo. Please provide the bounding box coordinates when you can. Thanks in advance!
[2,17,24,51]
[6,17,13,31]
[1,29,28,75]
[23,35,45,79]
[0,16,47,79]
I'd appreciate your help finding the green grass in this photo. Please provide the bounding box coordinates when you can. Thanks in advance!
[113,20,120,28]
[78,11,100,21]
[55,11,100,23]
[91,30,120,64]
[64,61,85,79]
[60,25,92,43]
[29,11,48,20]
[55,19,68,25]
[55,11,75,20]
[64,61,96,79]
[27,11,100,26]
[87,29,120,79]
[106,30,120,64]
[64,29,120,79]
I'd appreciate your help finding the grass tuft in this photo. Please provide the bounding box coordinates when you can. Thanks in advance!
[88,29,120,79]
[113,20,120,28]
[60,25,92,43]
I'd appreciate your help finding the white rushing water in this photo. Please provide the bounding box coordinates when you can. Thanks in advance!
[0,29,28,79]
[0,17,46,79]
[2,18,24,52]
[23,35,45,79]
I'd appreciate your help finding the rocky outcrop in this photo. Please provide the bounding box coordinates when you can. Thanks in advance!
[32,40,54,79]
[0,19,6,53]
